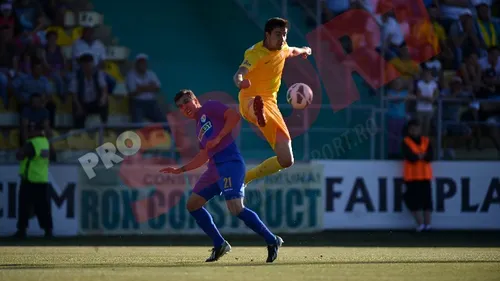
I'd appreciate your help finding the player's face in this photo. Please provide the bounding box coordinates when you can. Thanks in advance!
[267,27,287,50]
[176,96,199,119]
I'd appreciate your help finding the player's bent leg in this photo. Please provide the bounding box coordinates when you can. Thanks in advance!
[225,198,283,263]
[187,192,231,262]
[274,138,294,168]
[244,134,294,185]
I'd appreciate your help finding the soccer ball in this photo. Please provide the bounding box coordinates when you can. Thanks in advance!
[286,83,313,110]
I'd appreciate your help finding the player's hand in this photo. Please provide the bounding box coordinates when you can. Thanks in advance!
[239,79,251,89]
[159,167,183,174]
[206,135,222,150]
[302,47,312,59]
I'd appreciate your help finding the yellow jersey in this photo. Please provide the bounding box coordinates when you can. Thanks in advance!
[239,41,290,100]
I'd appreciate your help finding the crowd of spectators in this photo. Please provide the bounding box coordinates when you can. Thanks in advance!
[0,0,169,157]
[294,0,500,159]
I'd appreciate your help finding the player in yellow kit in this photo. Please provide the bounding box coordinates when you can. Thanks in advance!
[233,17,312,185]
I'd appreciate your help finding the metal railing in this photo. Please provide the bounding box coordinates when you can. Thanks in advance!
[383,95,500,160]
[41,103,383,163]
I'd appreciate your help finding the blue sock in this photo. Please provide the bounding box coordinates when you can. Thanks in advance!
[237,207,276,244]
[190,207,225,247]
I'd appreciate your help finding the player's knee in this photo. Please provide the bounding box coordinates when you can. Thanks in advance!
[186,195,205,212]
[226,199,244,216]
[229,205,244,216]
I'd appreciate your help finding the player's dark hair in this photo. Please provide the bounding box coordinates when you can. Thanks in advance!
[174,89,196,104]
[264,17,288,35]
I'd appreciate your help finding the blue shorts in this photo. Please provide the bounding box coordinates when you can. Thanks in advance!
[192,160,246,201]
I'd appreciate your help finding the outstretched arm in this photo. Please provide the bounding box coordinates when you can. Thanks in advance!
[160,149,209,174]
[288,46,312,58]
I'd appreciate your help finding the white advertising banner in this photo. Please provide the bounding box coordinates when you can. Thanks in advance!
[0,165,78,236]
[313,161,500,230]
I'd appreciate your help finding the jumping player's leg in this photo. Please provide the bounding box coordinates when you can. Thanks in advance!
[241,97,294,184]
[219,161,283,263]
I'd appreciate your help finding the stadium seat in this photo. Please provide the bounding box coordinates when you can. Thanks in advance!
[61,45,72,60]
[106,46,130,61]
[45,26,74,46]
[108,95,129,115]
[0,131,8,150]
[78,11,104,27]
[113,82,128,96]
[71,26,84,42]
[0,98,18,126]
[105,61,125,82]
[7,129,20,149]
[102,130,118,144]
[67,131,95,150]
[51,129,68,151]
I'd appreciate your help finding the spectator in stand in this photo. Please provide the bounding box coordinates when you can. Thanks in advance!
[449,9,482,68]
[69,53,108,129]
[416,66,439,135]
[126,53,168,125]
[41,30,68,98]
[44,4,73,46]
[402,119,434,232]
[0,23,17,108]
[0,1,15,37]
[20,92,51,144]
[439,0,472,29]
[386,78,413,159]
[475,2,499,57]
[13,0,48,46]
[71,27,116,94]
[422,44,445,88]
[376,10,405,59]
[478,46,500,100]
[440,76,473,157]
[459,52,484,93]
[12,58,54,128]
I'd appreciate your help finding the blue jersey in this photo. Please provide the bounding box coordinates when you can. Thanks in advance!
[195,100,243,165]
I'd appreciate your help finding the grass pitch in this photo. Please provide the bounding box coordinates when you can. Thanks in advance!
[1,245,499,281]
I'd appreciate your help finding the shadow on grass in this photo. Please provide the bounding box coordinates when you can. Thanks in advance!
[1,231,500,247]
[1,259,499,270]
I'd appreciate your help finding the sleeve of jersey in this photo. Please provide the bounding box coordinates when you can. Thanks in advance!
[240,49,260,71]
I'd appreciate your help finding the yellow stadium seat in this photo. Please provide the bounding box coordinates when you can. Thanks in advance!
[103,130,118,145]
[71,26,84,41]
[51,129,68,151]
[7,129,20,149]
[105,61,125,82]
[108,96,129,115]
[7,96,18,112]
[52,95,72,114]
[45,26,74,46]
[67,131,95,150]
[0,131,8,149]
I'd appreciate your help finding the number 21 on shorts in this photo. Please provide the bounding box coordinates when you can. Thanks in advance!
[224,177,232,189]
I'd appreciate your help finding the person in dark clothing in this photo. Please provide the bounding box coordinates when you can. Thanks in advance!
[69,53,108,128]
[402,119,434,232]
[13,118,52,239]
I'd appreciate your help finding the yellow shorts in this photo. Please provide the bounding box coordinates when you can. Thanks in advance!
[239,95,291,149]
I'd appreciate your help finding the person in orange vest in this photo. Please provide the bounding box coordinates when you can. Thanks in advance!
[402,119,434,232]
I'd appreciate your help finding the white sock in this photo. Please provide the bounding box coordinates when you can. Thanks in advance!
[425,224,432,230]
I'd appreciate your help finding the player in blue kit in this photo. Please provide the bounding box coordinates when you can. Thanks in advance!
[160,89,283,263]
